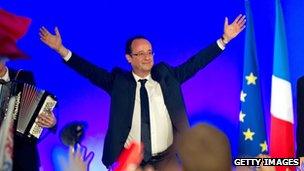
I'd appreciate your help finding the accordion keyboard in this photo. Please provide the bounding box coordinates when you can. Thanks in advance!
[30,96,57,138]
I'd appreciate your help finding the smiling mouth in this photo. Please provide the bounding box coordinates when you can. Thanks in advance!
[142,62,152,65]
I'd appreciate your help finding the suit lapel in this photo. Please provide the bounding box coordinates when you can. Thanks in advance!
[152,65,168,98]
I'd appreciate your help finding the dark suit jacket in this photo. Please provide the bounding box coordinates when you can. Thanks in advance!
[297,76,304,157]
[8,68,40,171]
[65,41,223,167]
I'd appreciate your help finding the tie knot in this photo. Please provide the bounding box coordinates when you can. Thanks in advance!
[139,79,147,86]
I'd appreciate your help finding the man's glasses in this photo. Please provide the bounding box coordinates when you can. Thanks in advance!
[131,51,154,58]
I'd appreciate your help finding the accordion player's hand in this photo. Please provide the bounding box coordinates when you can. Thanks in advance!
[36,111,57,128]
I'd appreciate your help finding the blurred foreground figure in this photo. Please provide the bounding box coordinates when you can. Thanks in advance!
[177,123,231,171]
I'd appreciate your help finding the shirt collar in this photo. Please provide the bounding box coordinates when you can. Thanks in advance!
[132,72,151,83]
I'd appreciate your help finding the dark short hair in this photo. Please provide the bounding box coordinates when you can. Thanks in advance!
[125,35,148,55]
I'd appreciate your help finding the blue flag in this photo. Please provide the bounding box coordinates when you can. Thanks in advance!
[238,0,268,157]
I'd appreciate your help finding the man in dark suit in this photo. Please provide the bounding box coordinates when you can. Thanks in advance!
[0,59,57,171]
[297,76,304,169]
[40,14,245,170]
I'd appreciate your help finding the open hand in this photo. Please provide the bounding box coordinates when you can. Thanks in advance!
[223,14,246,43]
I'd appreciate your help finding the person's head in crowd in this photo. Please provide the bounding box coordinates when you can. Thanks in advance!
[177,123,232,171]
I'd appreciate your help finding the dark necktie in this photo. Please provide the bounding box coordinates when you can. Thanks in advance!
[139,79,152,162]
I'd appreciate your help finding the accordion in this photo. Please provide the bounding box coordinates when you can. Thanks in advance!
[0,81,57,139]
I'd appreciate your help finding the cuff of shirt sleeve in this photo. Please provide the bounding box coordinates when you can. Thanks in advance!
[63,50,72,61]
[217,39,226,50]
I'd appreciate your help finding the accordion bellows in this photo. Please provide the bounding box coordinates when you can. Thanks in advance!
[0,81,57,139]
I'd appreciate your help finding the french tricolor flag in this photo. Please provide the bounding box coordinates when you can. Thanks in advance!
[270,0,295,170]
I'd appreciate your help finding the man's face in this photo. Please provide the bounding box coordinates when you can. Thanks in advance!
[126,38,154,75]
[0,61,6,70]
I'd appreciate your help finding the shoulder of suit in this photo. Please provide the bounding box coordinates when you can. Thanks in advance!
[298,76,304,86]
[15,69,33,76]
[8,68,33,78]
[153,62,173,72]
[8,68,31,73]
[111,67,131,76]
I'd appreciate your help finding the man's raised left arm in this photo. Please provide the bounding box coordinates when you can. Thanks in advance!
[173,14,246,84]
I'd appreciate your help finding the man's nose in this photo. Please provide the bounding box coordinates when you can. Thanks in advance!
[144,54,152,60]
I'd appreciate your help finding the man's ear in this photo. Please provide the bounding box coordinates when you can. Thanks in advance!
[125,54,132,63]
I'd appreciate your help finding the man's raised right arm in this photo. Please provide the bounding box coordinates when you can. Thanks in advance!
[39,26,114,93]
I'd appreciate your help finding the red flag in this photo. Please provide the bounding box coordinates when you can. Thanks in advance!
[0,9,31,41]
[0,35,28,59]
[113,141,143,171]
[0,9,31,59]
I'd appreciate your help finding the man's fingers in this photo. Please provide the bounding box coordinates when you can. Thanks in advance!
[237,16,246,27]
[37,115,54,127]
[233,14,242,24]
[39,32,45,39]
[36,111,56,128]
[224,17,228,27]
[39,114,53,123]
[39,29,48,38]
[240,25,246,32]
[40,26,51,36]
[36,120,49,127]
[236,15,246,24]
[39,27,53,42]
[240,15,246,22]
[42,26,50,34]
[55,27,61,38]
[36,120,51,127]
[40,34,48,42]
[239,19,246,27]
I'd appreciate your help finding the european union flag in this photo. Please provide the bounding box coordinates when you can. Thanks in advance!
[238,0,268,157]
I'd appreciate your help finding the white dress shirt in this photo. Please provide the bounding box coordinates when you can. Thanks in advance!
[124,73,174,155]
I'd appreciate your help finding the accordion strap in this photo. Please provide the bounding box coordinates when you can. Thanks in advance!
[13,69,23,81]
